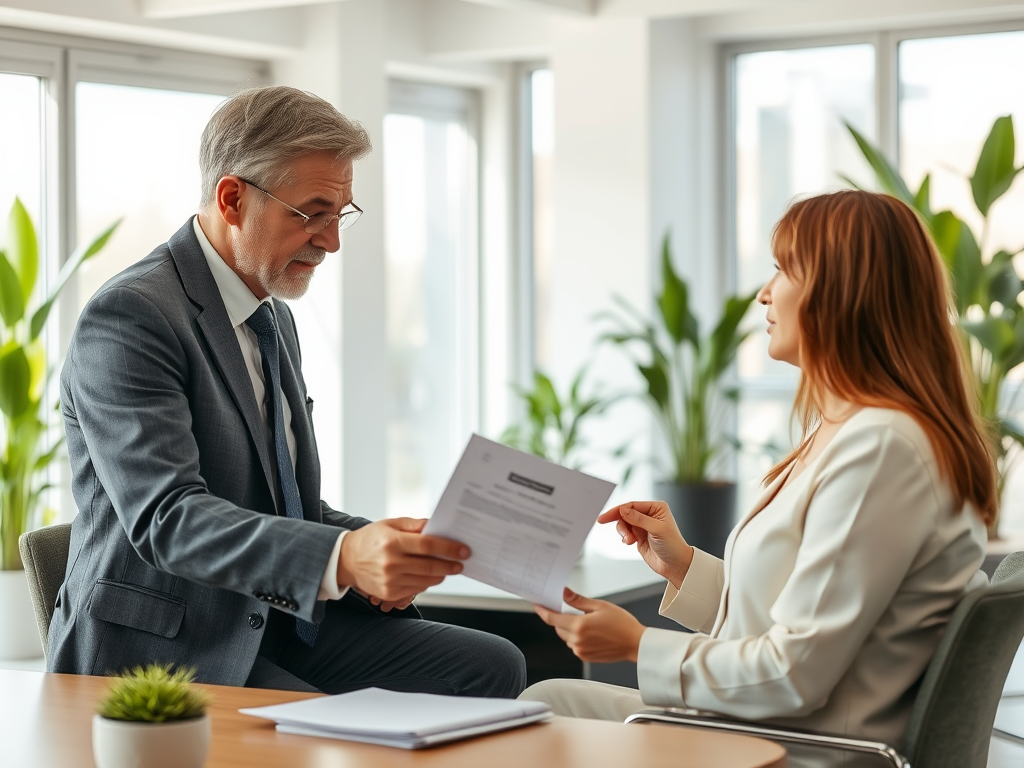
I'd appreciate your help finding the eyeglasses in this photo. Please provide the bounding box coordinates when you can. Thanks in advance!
[239,178,363,233]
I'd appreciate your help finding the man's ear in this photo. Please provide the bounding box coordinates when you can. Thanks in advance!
[215,176,245,227]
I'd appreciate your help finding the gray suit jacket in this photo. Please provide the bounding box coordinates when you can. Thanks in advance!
[50,218,371,684]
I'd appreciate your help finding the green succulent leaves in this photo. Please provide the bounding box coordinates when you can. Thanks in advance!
[97,664,210,723]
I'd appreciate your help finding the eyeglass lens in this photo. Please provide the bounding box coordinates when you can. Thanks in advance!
[302,207,361,234]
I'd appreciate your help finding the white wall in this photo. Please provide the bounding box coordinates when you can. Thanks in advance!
[546,17,654,554]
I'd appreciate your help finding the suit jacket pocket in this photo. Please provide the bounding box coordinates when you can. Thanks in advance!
[88,579,186,638]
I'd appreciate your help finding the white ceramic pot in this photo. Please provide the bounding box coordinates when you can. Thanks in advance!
[0,569,44,660]
[92,714,211,768]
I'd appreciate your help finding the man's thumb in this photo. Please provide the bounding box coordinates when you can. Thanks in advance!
[388,517,428,533]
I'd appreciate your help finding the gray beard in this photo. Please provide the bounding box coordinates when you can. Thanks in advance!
[235,225,324,300]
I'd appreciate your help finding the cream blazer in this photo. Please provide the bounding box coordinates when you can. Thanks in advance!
[636,408,987,746]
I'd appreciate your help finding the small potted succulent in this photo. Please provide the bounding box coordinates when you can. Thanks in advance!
[93,663,212,768]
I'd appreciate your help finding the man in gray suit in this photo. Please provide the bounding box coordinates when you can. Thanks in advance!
[50,86,526,696]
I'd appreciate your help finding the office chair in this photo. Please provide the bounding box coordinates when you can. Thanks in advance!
[18,522,72,663]
[626,551,1024,768]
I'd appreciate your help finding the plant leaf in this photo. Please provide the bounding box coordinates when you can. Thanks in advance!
[962,316,1015,357]
[913,173,933,222]
[1000,417,1024,448]
[8,198,38,303]
[0,343,32,418]
[970,115,1021,217]
[657,234,699,347]
[534,371,561,424]
[931,211,983,313]
[844,121,914,204]
[0,250,25,328]
[982,250,1023,310]
[30,218,121,340]
[705,291,757,380]
[838,173,865,191]
[638,361,670,412]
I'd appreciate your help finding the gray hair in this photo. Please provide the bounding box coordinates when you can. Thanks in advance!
[199,86,372,208]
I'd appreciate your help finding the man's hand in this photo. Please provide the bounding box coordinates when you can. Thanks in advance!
[534,588,646,663]
[366,593,417,612]
[337,518,469,602]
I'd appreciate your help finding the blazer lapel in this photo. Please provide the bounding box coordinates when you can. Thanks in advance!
[711,469,791,635]
[166,219,276,494]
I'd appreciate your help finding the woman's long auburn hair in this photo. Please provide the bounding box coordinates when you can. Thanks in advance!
[763,190,997,525]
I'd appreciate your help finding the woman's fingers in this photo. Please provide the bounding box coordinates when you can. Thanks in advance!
[616,521,637,545]
[602,501,673,528]
[618,504,669,533]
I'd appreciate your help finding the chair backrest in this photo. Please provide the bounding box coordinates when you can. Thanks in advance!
[17,523,72,662]
[902,551,1024,768]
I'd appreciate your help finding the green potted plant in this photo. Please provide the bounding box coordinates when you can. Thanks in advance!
[845,117,1024,535]
[599,234,757,556]
[0,197,118,657]
[93,663,212,768]
[500,367,621,472]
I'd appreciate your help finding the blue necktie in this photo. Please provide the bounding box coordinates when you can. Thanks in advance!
[245,302,318,647]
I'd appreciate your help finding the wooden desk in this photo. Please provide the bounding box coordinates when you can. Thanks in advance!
[2,670,786,768]
[419,557,677,688]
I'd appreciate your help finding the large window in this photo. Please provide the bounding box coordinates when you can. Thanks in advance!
[730,25,1024,532]
[0,33,265,522]
[73,83,225,317]
[732,43,876,515]
[0,73,45,247]
[384,81,480,518]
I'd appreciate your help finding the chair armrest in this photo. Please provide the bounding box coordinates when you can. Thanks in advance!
[624,709,909,768]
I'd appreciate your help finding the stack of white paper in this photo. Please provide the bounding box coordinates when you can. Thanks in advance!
[240,687,552,749]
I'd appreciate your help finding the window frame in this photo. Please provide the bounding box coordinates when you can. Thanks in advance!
[513,61,550,387]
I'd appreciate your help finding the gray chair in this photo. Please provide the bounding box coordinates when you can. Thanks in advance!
[626,552,1024,768]
[17,523,72,662]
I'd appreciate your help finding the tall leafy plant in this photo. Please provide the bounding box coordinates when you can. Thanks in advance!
[0,199,119,569]
[599,234,757,484]
[845,117,1024,520]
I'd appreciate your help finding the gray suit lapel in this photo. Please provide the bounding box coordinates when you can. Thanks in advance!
[275,304,321,523]
[166,220,276,495]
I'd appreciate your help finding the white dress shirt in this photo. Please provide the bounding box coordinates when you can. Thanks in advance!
[193,217,348,601]
[636,407,987,746]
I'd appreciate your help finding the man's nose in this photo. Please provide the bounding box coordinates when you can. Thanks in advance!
[312,222,342,253]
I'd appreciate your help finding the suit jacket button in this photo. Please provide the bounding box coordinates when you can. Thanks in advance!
[248,613,264,629]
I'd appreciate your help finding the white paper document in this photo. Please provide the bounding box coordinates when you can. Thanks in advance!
[239,687,552,749]
[423,434,616,611]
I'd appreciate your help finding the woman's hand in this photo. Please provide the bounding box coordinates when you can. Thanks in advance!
[535,588,646,663]
[597,501,694,588]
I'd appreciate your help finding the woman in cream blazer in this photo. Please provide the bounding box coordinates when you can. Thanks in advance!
[521,190,996,752]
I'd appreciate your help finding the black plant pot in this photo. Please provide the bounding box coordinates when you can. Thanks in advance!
[653,481,736,559]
